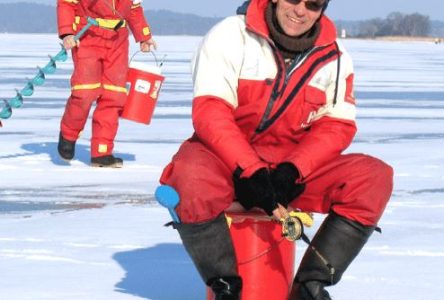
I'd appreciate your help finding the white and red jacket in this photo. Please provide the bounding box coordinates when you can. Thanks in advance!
[191,0,356,178]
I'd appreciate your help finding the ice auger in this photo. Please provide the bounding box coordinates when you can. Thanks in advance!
[0,17,99,126]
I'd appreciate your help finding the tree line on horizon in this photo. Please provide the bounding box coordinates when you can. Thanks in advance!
[0,3,221,35]
[356,12,431,37]
[0,3,442,37]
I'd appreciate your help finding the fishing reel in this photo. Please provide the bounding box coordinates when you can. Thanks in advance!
[281,215,303,242]
[280,211,314,242]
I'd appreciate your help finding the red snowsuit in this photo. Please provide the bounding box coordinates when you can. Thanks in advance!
[160,0,393,226]
[57,0,152,157]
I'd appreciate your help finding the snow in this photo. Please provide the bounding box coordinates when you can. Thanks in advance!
[1,34,444,299]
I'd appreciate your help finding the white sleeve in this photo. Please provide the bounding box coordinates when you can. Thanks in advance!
[192,16,246,108]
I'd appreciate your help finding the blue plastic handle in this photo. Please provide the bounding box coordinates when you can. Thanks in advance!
[74,17,99,41]
[155,185,181,223]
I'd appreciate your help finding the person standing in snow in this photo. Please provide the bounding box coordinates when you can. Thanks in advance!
[159,0,393,299]
[57,0,156,167]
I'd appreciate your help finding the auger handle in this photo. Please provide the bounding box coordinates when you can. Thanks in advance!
[74,17,99,41]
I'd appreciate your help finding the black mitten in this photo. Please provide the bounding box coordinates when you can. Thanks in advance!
[271,163,306,208]
[233,167,278,215]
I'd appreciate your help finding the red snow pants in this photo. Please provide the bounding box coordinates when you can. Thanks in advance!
[60,32,129,158]
[160,139,393,226]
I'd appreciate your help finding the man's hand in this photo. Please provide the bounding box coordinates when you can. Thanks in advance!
[62,35,80,50]
[233,167,278,216]
[271,203,290,220]
[271,163,305,208]
[140,38,157,52]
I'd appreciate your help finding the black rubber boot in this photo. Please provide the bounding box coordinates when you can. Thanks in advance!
[289,212,375,300]
[290,280,332,300]
[58,132,76,161]
[174,214,241,299]
[91,155,123,168]
[209,276,242,300]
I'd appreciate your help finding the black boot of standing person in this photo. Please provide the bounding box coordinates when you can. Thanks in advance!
[91,155,123,168]
[289,212,376,300]
[57,132,76,161]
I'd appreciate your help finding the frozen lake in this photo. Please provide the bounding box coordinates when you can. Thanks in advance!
[1,34,444,299]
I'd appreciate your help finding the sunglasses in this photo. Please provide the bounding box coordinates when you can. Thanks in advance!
[284,0,327,12]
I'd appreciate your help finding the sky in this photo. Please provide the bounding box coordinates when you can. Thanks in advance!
[1,0,443,21]
[1,34,444,299]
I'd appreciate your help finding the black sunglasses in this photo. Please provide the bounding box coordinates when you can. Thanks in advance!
[284,0,327,12]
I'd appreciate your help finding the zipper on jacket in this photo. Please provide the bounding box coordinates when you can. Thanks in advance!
[244,22,337,136]
[256,47,338,134]
[285,47,317,82]
[256,48,286,134]
[256,45,328,134]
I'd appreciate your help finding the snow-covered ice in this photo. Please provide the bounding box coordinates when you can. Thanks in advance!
[1,34,444,299]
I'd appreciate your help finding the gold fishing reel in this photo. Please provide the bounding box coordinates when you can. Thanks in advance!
[281,211,313,242]
[281,216,303,241]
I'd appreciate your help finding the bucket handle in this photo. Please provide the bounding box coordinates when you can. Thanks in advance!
[130,51,167,68]
[237,236,287,265]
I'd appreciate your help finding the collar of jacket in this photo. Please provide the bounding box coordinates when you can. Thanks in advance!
[244,0,337,47]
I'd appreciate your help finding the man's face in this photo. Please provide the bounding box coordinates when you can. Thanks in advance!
[271,0,324,37]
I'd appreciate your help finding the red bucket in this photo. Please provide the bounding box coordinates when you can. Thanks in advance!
[121,61,164,124]
[207,212,295,300]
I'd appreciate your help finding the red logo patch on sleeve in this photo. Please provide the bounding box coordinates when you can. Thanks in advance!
[345,74,356,105]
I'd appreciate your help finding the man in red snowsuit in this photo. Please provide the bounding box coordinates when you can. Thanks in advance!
[57,0,156,167]
[159,0,394,299]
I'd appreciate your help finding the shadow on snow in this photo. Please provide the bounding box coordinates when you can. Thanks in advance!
[12,142,136,165]
[113,243,204,300]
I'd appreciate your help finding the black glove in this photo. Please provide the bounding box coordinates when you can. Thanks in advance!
[271,163,305,208]
[233,167,278,215]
